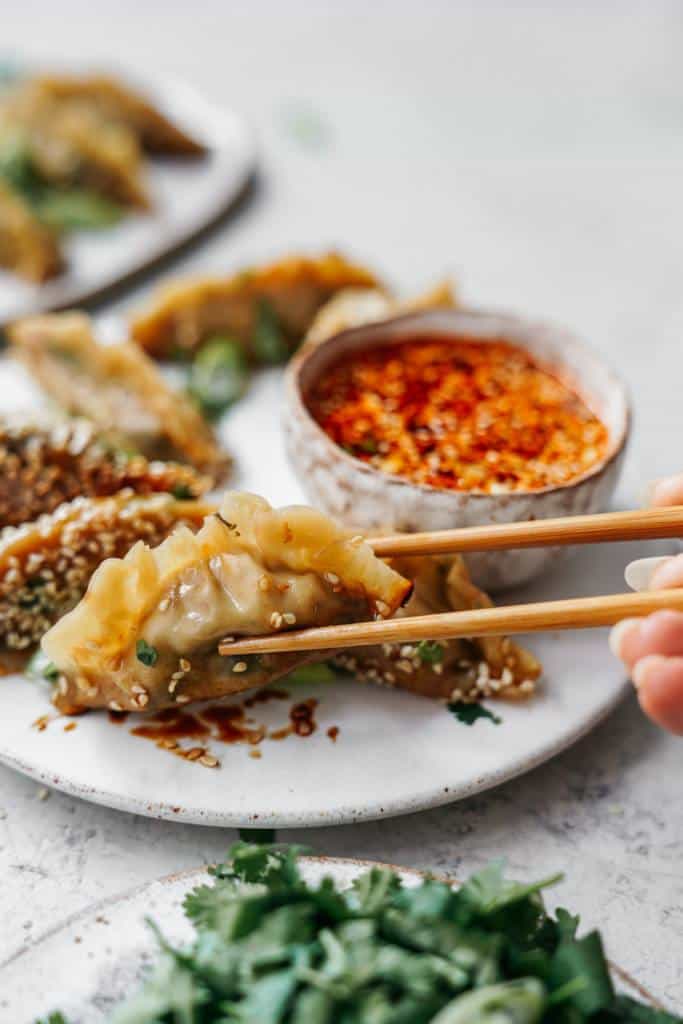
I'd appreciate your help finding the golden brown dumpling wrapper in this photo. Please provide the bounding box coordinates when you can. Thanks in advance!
[303,280,457,347]
[0,416,210,529]
[0,493,211,653]
[0,179,62,282]
[43,492,412,714]
[34,74,205,156]
[9,312,230,480]
[129,252,381,359]
[333,552,541,703]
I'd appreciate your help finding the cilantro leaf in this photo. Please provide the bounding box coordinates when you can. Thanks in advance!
[449,702,502,726]
[417,640,444,664]
[549,930,615,1015]
[135,639,158,667]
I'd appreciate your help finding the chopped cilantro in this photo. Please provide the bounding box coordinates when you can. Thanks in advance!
[417,639,444,664]
[238,828,277,844]
[26,648,60,683]
[252,298,289,364]
[449,701,502,726]
[284,662,338,685]
[189,336,249,417]
[36,843,680,1024]
[171,483,194,500]
[136,639,158,667]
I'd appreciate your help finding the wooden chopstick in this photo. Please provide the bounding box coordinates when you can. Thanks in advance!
[219,589,683,657]
[369,505,683,559]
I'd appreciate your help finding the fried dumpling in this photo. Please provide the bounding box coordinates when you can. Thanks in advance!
[0,493,210,653]
[0,178,62,282]
[129,252,381,360]
[33,74,205,156]
[43,492,412,714]
[333,553,541,703]
[0,79,149,208]
[9,312,230,480]
[0,417,209,528]
[303,280,457,347]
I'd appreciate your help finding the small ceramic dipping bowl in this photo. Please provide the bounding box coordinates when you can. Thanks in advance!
[283,308,630,590]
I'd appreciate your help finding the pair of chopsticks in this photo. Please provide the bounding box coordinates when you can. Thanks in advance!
[219,506,683,657]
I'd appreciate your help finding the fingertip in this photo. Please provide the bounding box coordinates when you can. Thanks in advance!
[609,617,642,661]
[649,552,683,591]
[649,474,683,508]
[632,654,683,734]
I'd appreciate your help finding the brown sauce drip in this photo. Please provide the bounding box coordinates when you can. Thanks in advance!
[127,691,322,764]
[107,710,130,725]
[131,708,210,743]
[327,725,340,742]
[270,699,319,740]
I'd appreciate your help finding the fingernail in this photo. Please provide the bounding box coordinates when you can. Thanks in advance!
[624,557,671,592]
[608,617,641,658]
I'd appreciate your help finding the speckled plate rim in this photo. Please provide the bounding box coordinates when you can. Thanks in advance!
[0,855,665,1013]
[0,677,630,828]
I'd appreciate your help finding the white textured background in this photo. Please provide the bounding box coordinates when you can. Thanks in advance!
[1,0,682,1012]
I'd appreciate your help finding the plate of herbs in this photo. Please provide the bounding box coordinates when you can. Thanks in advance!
[2,843,676,1023]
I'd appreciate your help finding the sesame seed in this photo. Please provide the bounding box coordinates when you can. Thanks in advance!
[108,701,124,711]
[324,572,340,585]
[258,575,270,591]
[176,695,191,704]
[179,658,191,672]
[282,612,296,625]
[135,693,149,708]
[199,753,219,768]
[233,661,248,673]
[270,611,283,629]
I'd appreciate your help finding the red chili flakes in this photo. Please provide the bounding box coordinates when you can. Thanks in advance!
[307,336,609,493]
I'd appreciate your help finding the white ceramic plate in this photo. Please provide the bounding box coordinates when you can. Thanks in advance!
[0,67,255,323]
[0,856,662,1022]
[0,355,643,828]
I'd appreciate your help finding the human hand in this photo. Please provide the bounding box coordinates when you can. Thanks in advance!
[609,474,683,734]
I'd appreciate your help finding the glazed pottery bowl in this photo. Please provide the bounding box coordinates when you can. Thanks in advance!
[283,308,630,590]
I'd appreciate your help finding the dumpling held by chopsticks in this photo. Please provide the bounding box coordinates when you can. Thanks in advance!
[42,492,412,714]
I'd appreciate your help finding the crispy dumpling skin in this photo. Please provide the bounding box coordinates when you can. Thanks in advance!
[0,80,150,208]
[43,492,412,714]
[129,252,381,359]
[0,417,210,528]
[34,74,205,156]
[9,312,230,480]
[0,179,62,282]
[0,493,211,653]
[303,280,457,347]
[333,553,541,703]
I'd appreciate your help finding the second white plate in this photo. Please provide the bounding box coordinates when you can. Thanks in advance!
[0,66,256,323]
